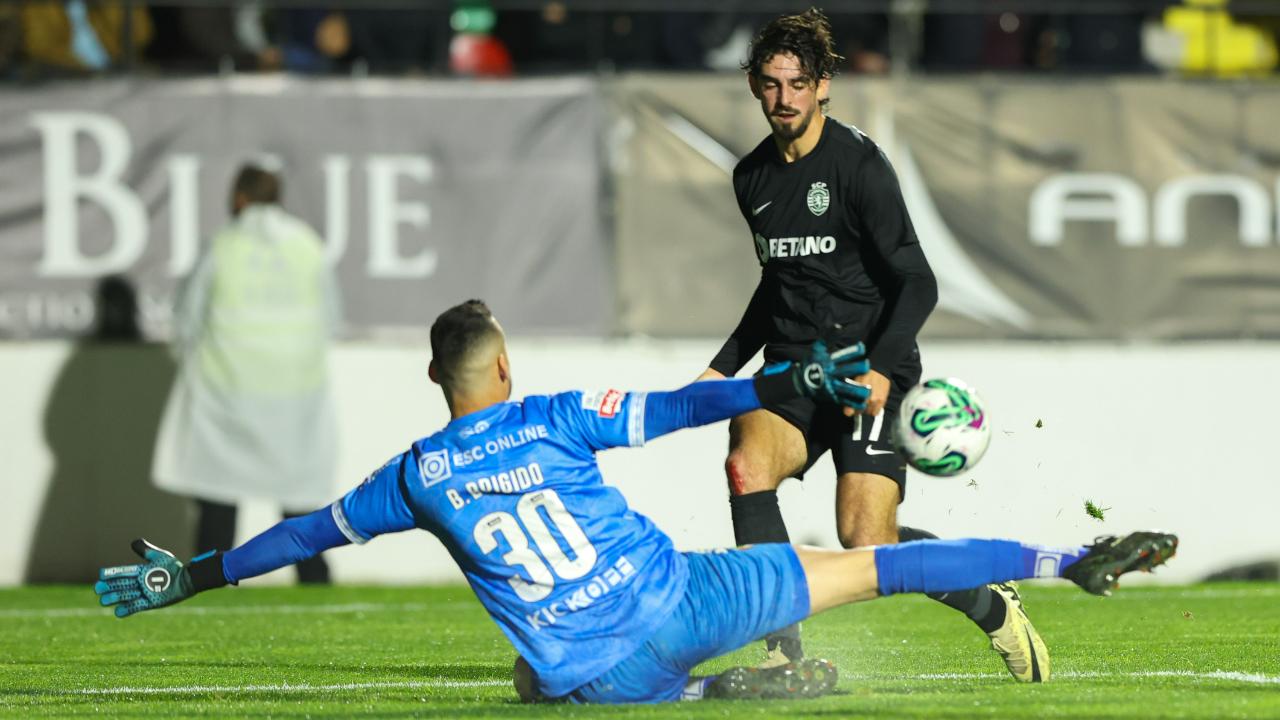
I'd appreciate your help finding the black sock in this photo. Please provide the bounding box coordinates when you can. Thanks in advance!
[729,490,791,546]
[898,526,1008,634]
[730,491,800,653]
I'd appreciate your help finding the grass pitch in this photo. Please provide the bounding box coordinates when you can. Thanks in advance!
[3,582,1278,718]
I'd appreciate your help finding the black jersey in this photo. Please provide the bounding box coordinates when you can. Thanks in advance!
[709,117,938,383]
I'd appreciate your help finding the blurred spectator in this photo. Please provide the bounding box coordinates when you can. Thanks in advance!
[153,164,341,584]
[21,0,152,74]
[450,32,513,76]
[279,9,350,73]
[275,8,443,75]
[147,4,280,72]
[450,2,511,76]
[1159,0,1278,76]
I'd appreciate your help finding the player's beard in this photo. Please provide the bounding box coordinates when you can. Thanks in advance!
[770,105,816,141]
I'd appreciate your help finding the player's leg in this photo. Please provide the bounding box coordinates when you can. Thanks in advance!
[724,405,814,665]
[834,471,900,548]
[695,531,1176,701]
[725,408,810,527]
[899,526,1048,682]
[831,404,905,549]
[672,546,837,701]
[797,530,1179,614]
[553,532,1176,704]
[833,406,1052,682]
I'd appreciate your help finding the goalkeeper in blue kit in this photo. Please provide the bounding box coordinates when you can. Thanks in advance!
[96,300,1177,704]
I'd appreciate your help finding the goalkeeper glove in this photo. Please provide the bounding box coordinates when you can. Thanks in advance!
[757,340,872,411]
[94,538,228,618]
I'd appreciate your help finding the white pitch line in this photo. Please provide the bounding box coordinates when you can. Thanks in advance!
[16,670,1280,700]
[843,670,1280,685]
[1104,587,1280,600]
[66,679,509,696]
[0,602,447,619]
[1113,671,1280,685]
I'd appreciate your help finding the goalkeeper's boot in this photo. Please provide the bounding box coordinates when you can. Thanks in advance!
[705,658,837,700]
[1063,531,1179,596]
[759,625,804,669]
[985,582,1050,682]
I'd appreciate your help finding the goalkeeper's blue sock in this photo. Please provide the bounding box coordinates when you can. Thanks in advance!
[874,539,1088,597]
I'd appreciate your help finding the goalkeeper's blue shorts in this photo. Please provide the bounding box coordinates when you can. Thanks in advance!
[564,543,810,704]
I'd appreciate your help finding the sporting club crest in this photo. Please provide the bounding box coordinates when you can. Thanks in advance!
[807,181,829,216]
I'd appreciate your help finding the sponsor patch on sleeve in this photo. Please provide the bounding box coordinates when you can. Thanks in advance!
[581,389,626,418]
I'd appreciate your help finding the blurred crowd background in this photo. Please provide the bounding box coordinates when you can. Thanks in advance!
[0,0,1278,80]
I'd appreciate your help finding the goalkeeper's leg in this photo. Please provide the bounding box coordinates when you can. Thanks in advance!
[799,531,1179,615]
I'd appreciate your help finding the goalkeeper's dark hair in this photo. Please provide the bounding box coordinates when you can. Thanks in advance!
[743,8,843,107]
[430,299,502,390]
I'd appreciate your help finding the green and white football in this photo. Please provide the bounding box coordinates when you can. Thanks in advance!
[894,378,991,476]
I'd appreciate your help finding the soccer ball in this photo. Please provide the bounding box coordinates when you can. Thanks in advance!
[893,378,991,476]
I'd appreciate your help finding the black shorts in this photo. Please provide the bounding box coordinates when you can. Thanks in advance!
[768,390,907,501]
[757,347,921,502]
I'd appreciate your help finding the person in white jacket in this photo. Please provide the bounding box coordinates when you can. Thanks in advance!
[153,164,341,583]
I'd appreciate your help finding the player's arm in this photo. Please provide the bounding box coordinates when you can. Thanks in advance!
[706,166,772,380]
[657,340,875,439]
[94,455,418,618]
[559,341,871,452]
[704,276,771,379]
[854,148,939,412]
[91,510,350,618]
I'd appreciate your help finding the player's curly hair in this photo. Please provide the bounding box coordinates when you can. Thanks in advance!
[742,8,843,106]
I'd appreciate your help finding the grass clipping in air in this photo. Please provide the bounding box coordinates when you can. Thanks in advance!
[1084,499,1110,521]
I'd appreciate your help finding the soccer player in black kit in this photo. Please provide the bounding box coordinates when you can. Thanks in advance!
[696,9,1051,682]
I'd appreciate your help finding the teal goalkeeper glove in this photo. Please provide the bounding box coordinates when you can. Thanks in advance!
[762,340,871,411]
[94,539,227,618]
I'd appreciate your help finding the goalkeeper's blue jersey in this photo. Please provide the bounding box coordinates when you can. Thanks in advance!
[332,389,689,698]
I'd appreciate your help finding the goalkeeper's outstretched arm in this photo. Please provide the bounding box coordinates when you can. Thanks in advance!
[642,341,872,442]
[95,507,350,617]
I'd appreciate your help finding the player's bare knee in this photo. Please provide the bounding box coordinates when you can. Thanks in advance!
[725,452,778,495]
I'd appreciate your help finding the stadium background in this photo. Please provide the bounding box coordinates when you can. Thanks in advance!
[0,0,1277,588]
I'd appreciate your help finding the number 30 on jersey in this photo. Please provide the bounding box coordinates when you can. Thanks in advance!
[473,489,598,602]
